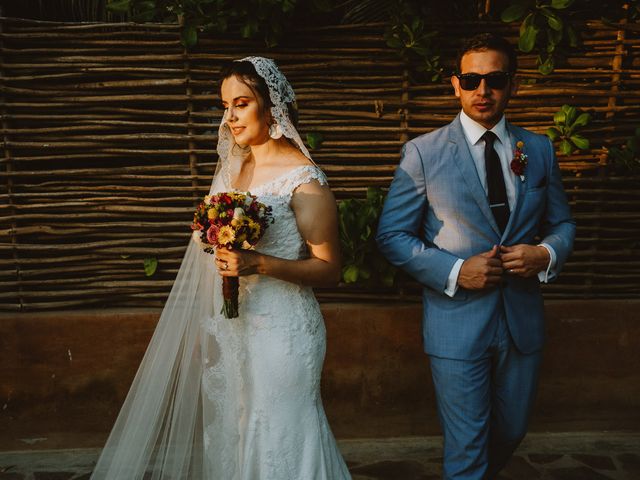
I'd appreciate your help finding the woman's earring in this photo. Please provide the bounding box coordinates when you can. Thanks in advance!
[269,122,283,140]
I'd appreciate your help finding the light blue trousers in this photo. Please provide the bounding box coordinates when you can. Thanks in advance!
[429,313,541,480]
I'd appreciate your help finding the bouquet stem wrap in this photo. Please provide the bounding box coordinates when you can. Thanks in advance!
[222,276,239,318]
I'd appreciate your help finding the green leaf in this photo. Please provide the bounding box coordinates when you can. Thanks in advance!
[546,127,561,141]
[553,109,566,125]
[545,11,563,31]
[564,105,577,125]
[380,270,395,287]
[282,0,297,13]
[360,225,372,241]
[570,134,589,150]
[143,257,158,276]
[240,19,258,38]
[402,24,414,43]
[386,36,404,49]
[501,4,529,23]
[519,23,538,53]
[547,27,563,46]
[106,0,131,13]
[366,187,380,202]
[264,32,279,49]
[413,45,430,57]
[133,0,156,22]
[538,55,554,75]
[358,267,372,280]
[560,139,573,155]
[551,0,574,9]
[573,112,591,127]
[306,132,324,150]
[342,264,359,283]
[181,25,198,48]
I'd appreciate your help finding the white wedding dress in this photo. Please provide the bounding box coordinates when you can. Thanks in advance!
[91,56,350,480]
[201,164,351,479]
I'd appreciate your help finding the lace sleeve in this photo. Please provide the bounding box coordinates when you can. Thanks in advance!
[280,165,328,199]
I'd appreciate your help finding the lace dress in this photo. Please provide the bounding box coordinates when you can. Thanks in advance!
[200,165,351,480]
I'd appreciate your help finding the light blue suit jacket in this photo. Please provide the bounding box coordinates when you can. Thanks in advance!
[376,114,576,360]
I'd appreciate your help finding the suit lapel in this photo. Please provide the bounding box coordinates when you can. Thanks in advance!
[502,122,527,240]
[448,115,501,236]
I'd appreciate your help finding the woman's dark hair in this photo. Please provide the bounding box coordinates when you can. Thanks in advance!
[456,33,518,74]
[218,60,298,127]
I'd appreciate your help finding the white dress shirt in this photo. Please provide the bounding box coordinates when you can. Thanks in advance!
[443,111,556,297]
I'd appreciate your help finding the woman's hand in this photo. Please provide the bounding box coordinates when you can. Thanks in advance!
[214,248,262,277]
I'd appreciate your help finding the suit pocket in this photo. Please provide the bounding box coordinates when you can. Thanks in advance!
[423,288,468,308]
[525,185,545,194]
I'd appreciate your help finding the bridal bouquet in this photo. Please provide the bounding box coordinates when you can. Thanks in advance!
[191,192,273,318]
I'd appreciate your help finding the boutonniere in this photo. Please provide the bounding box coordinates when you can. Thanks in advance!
[511,141,528,182]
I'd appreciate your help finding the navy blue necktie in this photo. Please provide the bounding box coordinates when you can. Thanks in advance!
[482,131,510,233]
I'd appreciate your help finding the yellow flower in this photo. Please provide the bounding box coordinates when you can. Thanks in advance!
[217,225,236,245]
[207,208,218,220]
[236,232,247,244]
[250,224,262,241]
[516,141,524,149]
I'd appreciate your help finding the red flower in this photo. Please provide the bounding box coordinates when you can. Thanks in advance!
[206,225,219,244]
[511,158,525,176]
[511,141,528,180]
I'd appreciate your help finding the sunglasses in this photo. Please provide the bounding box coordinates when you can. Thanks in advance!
[455,72,512,91]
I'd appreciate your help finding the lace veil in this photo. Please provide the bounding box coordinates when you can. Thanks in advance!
[90,57,311,479]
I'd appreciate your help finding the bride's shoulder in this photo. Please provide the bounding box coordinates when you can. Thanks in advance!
[281,147,314,167]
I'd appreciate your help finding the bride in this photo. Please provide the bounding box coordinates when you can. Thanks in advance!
[91,57,352,480]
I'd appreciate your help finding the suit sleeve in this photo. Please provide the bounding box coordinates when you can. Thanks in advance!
[538,138,576,275]
[376,141,459,293]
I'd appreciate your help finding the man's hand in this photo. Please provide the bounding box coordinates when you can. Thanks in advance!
[458,245,503,290]
[500,244,550,278]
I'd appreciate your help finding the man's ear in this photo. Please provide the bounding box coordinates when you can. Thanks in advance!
[451,75,461,98]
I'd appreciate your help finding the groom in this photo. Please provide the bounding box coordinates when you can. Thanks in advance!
[376,33,575,479]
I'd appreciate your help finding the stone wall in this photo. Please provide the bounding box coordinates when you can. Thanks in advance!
[1,300,639,450]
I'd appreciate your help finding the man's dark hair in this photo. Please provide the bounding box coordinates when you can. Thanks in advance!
[456,33,517,74]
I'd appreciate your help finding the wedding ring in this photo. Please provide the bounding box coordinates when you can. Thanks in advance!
[223,261,228,271]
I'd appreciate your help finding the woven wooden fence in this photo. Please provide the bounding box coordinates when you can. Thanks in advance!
[1,17,639,310]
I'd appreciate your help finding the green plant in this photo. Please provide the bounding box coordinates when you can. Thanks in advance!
[384,17,442,82]
[107,0,332,48]
[338,187,396,286]
[608,127,640,174]
[306,132,324,150]
[546,104,591,155]
[500,0,579,75]
[144,257,158,276]
[598,0,640,24]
